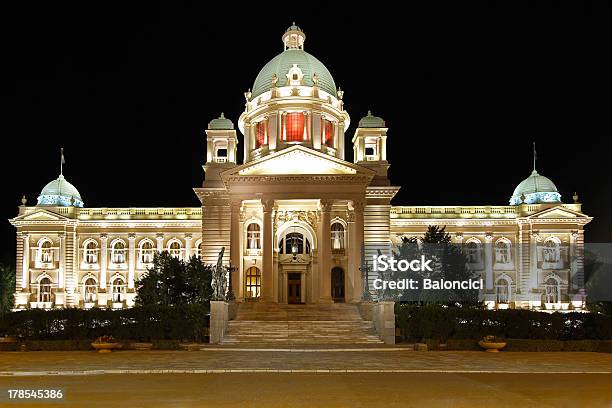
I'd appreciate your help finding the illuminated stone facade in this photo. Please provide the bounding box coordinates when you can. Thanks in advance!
[10,25,591,311]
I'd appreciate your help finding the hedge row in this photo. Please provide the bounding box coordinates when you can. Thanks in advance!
[395,304,612,342]
[0,304,210,342]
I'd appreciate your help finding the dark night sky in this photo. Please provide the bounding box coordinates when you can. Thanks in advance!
[3,2,611,266]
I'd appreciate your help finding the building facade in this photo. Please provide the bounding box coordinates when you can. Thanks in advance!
[11,25,592,311]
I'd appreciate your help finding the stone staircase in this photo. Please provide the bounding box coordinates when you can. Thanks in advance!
[221,303,384,346]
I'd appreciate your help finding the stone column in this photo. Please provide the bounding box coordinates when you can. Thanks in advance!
[99,234,108,290]
[261,199,274,302]
[230,199,242,296]
[530,232,539,291]
[128,234,136,289]
[58,233,65,289]
[484,233,493,290]
[185,234,192,260]
[347,211,357,302]
[319,199,333,303]
[21,233,29,289]
[353,200,365,299]
[156,233,164,253]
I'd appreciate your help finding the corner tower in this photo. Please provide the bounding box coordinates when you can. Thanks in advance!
[238,24,350,163]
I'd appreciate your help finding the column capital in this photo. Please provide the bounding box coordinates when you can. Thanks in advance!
[185,233,193,240]
[156,233,164,240]
[128,233,136,240]
[261,198,275,213]
[484,233,493,242]
[18,231,29,239]
[319,199,333,212]
[230,199,242,211]
[100,233,108,241]
[350,200,365,212]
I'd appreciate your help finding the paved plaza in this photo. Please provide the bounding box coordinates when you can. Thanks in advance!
[1,351,611,407]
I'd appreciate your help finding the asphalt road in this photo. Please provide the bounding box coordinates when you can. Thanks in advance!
[1,372,611,408]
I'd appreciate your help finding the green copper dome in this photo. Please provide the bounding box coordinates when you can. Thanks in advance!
[358,111,385,128]
[510,170,561,205]
[37,174,84,207]
[251,49,337,98]
[208,113,234,130]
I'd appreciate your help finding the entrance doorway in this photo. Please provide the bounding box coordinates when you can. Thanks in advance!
[288,273,302,304]
[245,266,261,300]
[331,267,345,302]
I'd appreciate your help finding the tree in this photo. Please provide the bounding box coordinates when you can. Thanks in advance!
[135,252,213,306]
[0,264,16,315]
[393,226,477,305]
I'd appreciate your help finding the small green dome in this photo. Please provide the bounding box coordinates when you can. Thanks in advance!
[208,113,234,130]
[510,170,561,205]
[358,111,385,128]
[37,174,84,207]
[251,49,337,98]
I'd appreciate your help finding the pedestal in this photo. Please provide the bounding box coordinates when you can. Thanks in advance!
[210,300,229,344]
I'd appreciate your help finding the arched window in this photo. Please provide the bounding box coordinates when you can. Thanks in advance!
[111,278,126,303]
[331,222,345,250]
[545,277,560,303]
[465,240,482,264]
[197,241,203,259]
[39,240,53,263]
[112,241,126,264]
[168,240,182,259]
[544,239,560,263]
[280,232,311,255]
[38,277,52,303]
[245,267,261,299]
[247,223,261,250]
[84,277,97,302]
[140,240,154,264]
[495,240,511,264]
[84,240,98,264]
[495,277,510,303]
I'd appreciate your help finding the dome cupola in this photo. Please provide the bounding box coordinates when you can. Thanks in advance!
[358,111,386,128]
[510,169,561,205]
[208,112,234,130]
[250,24,337,99]
[37,174,84,207]
[239,24,350,164]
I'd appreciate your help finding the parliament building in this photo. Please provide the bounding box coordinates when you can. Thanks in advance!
[10,25,592,312]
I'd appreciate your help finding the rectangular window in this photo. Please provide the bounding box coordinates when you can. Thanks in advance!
[322,119,334,147]
[256,121,267,148]
[286,112,304,142]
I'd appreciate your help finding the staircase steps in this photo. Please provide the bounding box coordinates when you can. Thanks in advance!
[221,303,384,345]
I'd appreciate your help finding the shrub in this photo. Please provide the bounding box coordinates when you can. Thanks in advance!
[395,303,612,342]
[0,304,210,342]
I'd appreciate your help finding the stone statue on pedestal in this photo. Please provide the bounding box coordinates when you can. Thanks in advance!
[211,247,227,301]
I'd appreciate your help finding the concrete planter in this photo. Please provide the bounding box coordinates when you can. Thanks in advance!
[478,340,507,352]
[91,342,121,353]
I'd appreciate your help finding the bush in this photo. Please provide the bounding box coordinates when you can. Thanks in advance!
[0,304,210,342]
[395,303,612,342]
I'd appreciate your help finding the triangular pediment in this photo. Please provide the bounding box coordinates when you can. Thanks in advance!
[223,145,374,177]
[527,206,588,219]
[12,208,69,222]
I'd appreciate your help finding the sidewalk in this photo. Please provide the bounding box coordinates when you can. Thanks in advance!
[1,350,611,376]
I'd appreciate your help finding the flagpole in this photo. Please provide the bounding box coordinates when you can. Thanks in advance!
[60,147,64,176]
[533,142,536,172]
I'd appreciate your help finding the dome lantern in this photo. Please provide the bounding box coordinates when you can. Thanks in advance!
[282,22,306,50]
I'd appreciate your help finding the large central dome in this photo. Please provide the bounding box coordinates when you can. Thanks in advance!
[251,25,337,99]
